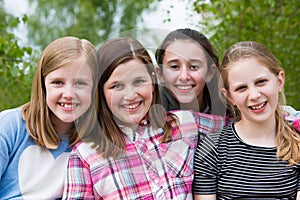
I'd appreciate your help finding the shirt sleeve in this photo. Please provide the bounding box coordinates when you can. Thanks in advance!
[283,105,300,117]
[0,109,19,180]
[193,112,225,136]
[63,148,94,200]
[193,134,218,194]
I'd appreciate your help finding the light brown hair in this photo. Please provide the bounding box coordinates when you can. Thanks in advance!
[221,41,300,165]
[22,36,99,149]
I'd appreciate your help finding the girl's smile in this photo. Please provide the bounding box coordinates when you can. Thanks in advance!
[104,58,153,129]
[45,56,93,128]
[224,57,284,124]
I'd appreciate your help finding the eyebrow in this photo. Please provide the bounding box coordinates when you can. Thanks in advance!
[166,58,204,64]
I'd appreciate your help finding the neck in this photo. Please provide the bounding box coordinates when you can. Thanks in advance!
[235,117,277,147]
[181,97,207,112]
[51,114,73,135]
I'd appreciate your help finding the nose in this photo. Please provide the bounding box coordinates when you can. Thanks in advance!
[179,66,190,81]
[62,84,76,99]
[123,86,137,101]
[248,86,261,100]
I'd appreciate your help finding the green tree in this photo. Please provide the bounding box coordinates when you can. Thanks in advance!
[27,0,157,48]
[193,0,300,109]
[0,0,158,111]
[0,5,35,111]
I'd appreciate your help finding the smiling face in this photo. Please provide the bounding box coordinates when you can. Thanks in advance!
[158,40,213,105]
[223,57,284,124]
[104,58,154,129]
[45,56,93,129]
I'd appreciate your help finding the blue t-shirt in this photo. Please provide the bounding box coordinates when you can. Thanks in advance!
[0,107,72,200]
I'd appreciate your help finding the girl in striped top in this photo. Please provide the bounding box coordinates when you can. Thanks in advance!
[193,41,300,199]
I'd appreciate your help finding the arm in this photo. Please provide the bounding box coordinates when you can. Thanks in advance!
[63,149,94,199]
[193,133,218,197]
[0,109,19,180]
[297,191,300,200]
[194,194,216,200]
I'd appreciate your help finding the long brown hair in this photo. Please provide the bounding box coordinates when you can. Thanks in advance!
[155,28,225,115]
[221,41,300,165]
[22,36,99,149]
[84,38,177,158]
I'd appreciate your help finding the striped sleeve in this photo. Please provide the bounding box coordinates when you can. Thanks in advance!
[193,133,219,194]
[63,143,94,200]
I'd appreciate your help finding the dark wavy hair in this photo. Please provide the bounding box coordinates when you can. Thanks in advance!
[155,28,225,115]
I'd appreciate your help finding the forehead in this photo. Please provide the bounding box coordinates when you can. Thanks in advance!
[164,40,207,62]
[228,57,275,83]
[46,56,92,78]
[108,58,150,81]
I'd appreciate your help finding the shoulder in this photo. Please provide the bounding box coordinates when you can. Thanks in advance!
[0,107,27,139]
[170,110,195,122]
[193,111,226,134]
[72,142,102,163]
[204,124,234,146]
[283,105,300,117]
[0,107,23,121]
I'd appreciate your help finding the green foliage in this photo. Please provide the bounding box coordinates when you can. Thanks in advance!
[0,7,35,111]
[193,0,300,109]
[26,0,156,48]
[1,0,156,111]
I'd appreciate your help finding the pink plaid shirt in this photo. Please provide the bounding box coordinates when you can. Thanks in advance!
[63,110,225,199]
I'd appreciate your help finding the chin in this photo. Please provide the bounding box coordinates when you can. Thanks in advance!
[178,98,196,104]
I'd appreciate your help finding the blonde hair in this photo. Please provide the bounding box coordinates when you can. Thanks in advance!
[22,36,99,149]
[221,41,300,165]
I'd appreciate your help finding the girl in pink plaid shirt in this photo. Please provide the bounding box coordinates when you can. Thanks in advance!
[62,37,225,199]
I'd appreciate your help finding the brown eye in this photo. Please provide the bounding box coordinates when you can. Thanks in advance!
[190,64,200,71]
[53,80,63,85]
[256,79,267,85]
[170,64,179,70]
[235,86,246,92]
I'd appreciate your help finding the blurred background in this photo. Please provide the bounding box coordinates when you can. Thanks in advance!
[1,0,299,111]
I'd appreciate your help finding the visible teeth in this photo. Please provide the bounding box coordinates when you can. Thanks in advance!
[251,102,265,110]
[177,85,192,90]
[125,102,140,109]
[61,103,75,109]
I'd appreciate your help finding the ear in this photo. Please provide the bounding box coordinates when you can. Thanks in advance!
[222,87,234,105]
[206,64,216,82]
[156,66,165,84]
[277,70,285,92]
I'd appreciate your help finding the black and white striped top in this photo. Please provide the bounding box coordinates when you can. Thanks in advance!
[193,123,300,199]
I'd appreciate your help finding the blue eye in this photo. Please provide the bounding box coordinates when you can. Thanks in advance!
[75,81,87,86]
[134,79,145,86]
[112,83,123,89]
